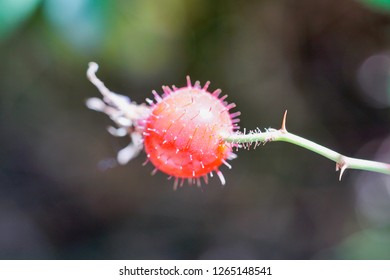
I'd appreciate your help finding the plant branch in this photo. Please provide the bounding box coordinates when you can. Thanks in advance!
[224,111,390,179]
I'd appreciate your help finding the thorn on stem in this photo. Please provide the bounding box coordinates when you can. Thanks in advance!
[281,110,288,132]
[336,161,348,181]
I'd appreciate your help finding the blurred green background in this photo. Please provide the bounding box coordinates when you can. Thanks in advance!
[2,0,390,259]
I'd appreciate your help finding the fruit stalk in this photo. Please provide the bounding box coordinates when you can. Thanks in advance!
[224,111,390,179]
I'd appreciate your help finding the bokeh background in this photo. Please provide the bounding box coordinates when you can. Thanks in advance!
[2,0,390,259]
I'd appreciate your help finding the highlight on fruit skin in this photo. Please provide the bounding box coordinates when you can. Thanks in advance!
[86,62,240,188]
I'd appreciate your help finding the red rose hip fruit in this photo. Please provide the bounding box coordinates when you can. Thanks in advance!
[143,76,240,186]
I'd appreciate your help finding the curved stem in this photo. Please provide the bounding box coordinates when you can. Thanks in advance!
[224,112,390,179]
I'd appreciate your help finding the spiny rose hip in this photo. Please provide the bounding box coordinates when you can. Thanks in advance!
[143,76,240,186]
[86,63,240,187]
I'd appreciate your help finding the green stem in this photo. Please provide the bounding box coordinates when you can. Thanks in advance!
[224,117,390,179]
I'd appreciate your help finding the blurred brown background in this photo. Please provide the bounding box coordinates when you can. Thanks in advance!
[1,0,390,259]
